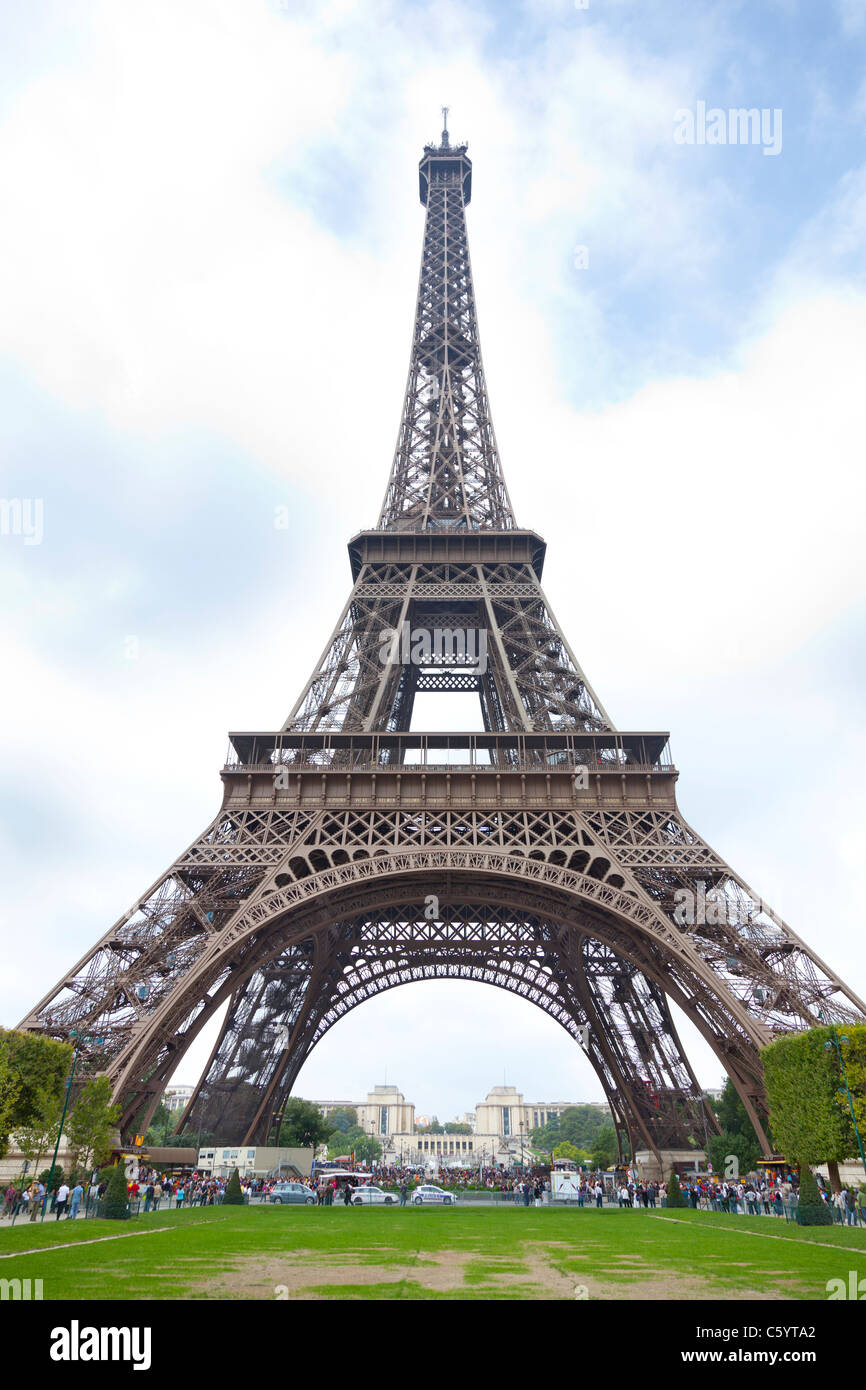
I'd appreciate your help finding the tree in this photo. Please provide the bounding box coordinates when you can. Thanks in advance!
[39,1164,65,1192]
[223,1168,244,1205]
[162,1127,215,1149]
[705,1078,761,1178]
[144,1100,174,1147]
[531,1116,561,1154]
[666,1172,686,1208]
[553,1141,581,1162]
[707,1129,761,1182]
[0,1046,21,1160]
[589,1124,618,1170]
[0,1028,72,1148]
[328,1123,365,1158]
[796,1165,832,1226]
[101,1161,131,1220]
[66,1077,119,1176]
[16,1086,64,1179]
[277,1098,333,1150]
[762,1028,857,1190]
[351,1133,382,1164]
[443,1122,472,1134]
[325,1106,358,1135]
[558,1105,611,1151]
[836,1027,866,1140]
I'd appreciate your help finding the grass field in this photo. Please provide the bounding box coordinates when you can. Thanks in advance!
[3,1205,865,1300]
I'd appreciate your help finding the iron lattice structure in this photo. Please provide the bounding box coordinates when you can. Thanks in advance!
[20,119,865,1167]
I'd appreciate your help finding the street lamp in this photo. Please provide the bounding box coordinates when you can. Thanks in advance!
[43,1029,103,1222]
[824,1028,866,1179]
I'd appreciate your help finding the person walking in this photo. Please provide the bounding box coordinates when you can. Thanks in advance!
[54,1181,70,1220]
[399,1181,408,1207]
[68,1181,84,1219]
[28,1181,42,1221]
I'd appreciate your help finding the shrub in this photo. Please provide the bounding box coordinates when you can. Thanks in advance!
[796,1166,833,1226]
[222,1168,244,1206]
[666,1172,687,1208]
[100,1162,131,1221]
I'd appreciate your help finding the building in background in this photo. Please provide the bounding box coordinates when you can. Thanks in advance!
[309,1083,606,1169]
[163,1085,194,1113]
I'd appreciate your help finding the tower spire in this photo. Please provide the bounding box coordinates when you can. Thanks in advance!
[378,120,515,531]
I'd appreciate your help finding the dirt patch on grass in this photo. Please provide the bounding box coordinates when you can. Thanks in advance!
[201,1250,477,1299]
[186,1241,807,1302]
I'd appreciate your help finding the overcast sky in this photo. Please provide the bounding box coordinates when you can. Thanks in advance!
[1,0,865,1122]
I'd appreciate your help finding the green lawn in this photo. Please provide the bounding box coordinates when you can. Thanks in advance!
[2,1204,865,1300]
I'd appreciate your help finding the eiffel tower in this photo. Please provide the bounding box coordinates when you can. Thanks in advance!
[21,114,864,1174]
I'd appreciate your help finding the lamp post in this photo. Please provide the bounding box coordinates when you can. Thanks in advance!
[824,1028,866,1179]
[43,1029,102,1222]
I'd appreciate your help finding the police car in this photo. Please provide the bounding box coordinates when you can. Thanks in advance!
[349,1184,397,1206]
[412,1184,455,1205]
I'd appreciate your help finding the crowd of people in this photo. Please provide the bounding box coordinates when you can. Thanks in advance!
[4,1161,864,1222]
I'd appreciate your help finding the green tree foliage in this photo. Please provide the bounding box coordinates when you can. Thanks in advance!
[66,1077,119,1176]
[589,1124,618,1169]
[144,1100,174,1146]
[39,1164,65,1191]
[325,1106,358,1135]
[552,1141,581,1162]
[762,1028,856,1168]
[837,1026,866,1139]
[0,1046,21,1160]
[0,1028,72,1137]
[705,1078,761,1178]
[796,1164,833,1226]
[707,1129,761,1181]
[222,1168,244,1205]
[162,1127,215,1149]
[530,1116,561,1153]
[101,1161,131,1220]
[558,1105,611,1150]
[277,1098,333,1150]
[351,1133,383,1164]
[328,1124,363,1157]
[666,1171,686,1208]
[16,1086,64,1178]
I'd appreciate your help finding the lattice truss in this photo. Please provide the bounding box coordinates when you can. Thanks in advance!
[285,558,610,733]
[23,795,862,1132]
[181,904,717,1155]
[377,165,513,531]
[583,809,861,1034]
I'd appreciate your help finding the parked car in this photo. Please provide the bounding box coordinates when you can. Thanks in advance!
[413,1184,455,1205]
[350,1184,397,1206]
[269,1182,315,1205]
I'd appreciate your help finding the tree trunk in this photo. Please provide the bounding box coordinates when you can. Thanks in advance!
[827,1159,841,1193]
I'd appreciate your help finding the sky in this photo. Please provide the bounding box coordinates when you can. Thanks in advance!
[1,0,865,1123]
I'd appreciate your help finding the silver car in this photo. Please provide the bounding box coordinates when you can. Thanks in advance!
[350,1184,397,1206]
[269,1182,315,1205]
